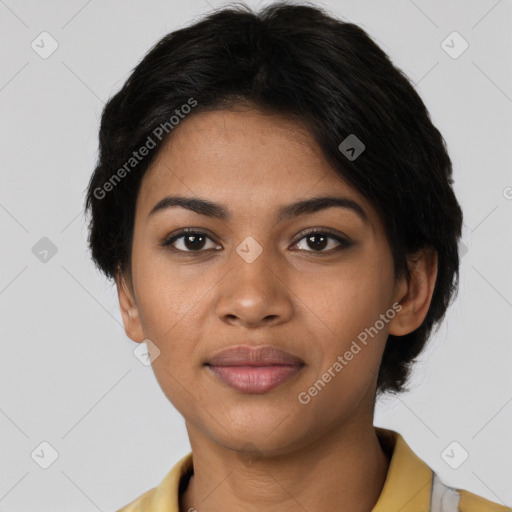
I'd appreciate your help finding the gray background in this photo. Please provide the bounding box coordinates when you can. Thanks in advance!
[0,0,511,510]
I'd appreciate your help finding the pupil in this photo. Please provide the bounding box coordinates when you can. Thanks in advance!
[185,234,205,250]
[308,234,327,251]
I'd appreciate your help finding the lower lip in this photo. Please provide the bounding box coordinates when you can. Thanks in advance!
[207,364,303,393]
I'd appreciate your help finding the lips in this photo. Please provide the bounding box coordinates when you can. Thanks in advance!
[205,345,305,393]
[206,345,304,366]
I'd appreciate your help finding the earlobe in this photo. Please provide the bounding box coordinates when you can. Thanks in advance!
[388,247,438,337]
[115,270,146,343]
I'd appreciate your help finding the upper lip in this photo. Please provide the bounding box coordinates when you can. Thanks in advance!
[205,345,304,367]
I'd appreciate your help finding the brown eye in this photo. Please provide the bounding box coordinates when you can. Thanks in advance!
[292,229,352,253]
[161,229,221,253]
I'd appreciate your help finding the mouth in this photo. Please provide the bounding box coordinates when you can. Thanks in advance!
[204,345,305,394]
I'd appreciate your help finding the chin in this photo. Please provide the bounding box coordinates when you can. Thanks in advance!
[214,412,310,455]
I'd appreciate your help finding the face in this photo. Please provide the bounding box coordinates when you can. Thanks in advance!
[117,105,421,456]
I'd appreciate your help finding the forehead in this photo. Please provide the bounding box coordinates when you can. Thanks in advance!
[136,108,379,230]
[141,107,325,191]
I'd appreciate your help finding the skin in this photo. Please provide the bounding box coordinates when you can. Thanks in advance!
[116,104,438,512]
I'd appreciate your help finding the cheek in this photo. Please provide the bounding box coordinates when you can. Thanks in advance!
[293,258,390,337]
[291,255,393,395]
[132,243,205,332]
[297,284,388,418]
[130,273,203,391]
[136,273,208,414]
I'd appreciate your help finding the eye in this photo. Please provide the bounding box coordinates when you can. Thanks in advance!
[292,229,352,253]
[160,227,352,255]
[161,228,221,253]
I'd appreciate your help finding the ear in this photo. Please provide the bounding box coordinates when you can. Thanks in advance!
[388,247,438,336]
[115,268,145,343]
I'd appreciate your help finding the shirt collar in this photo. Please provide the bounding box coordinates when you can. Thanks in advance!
[372,427,433,511]
[147,427,433,512]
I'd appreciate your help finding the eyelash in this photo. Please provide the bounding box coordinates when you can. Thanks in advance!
[160,227,352,255]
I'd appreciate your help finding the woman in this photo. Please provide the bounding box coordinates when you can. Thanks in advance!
[85,3,510,511]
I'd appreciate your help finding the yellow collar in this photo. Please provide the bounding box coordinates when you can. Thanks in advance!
[132,427,433,512]
[372,427,433,511]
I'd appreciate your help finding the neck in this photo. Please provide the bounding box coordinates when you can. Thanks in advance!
[180,421,390,512]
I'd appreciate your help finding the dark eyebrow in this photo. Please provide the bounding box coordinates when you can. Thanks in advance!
[148,195,230,221]
[276,196,369,224]
[148,194,369,224]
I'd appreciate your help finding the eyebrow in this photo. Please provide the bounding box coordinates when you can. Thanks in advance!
[147,194,369,225]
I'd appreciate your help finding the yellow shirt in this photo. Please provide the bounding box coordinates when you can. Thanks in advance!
[116,427,510,512]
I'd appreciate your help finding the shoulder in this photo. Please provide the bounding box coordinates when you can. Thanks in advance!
[113,451,193,511]
[433,473,510,512]
[458,488,511,512]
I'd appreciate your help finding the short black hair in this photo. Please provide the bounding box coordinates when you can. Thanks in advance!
[84,1,463,396]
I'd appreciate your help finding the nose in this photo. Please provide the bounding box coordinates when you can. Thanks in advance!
[215,245,294,329]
